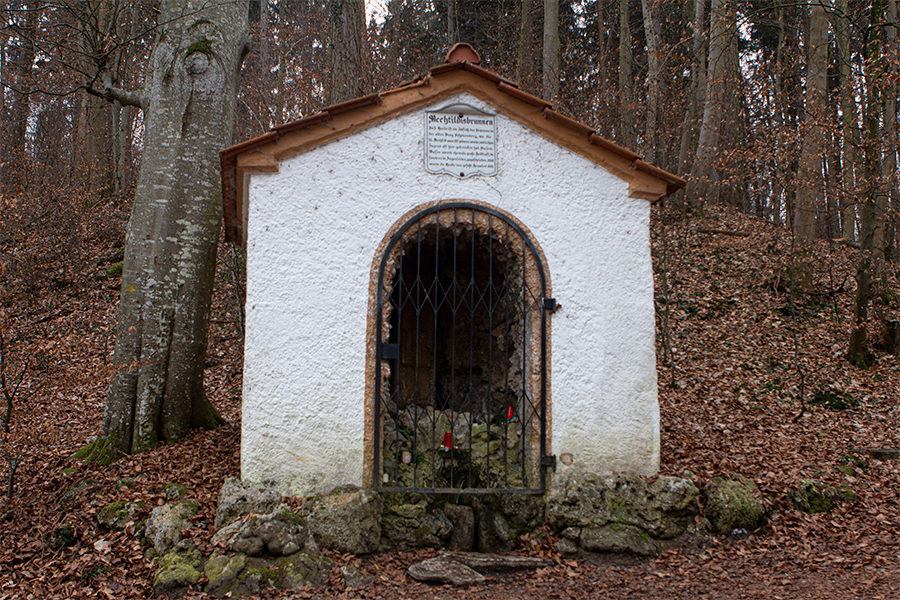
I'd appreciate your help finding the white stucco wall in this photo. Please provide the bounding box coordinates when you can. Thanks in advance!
[241,92,659,497]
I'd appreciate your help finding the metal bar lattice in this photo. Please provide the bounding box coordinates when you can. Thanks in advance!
[374,203,550,494]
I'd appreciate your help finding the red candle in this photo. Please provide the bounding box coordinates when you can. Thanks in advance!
[506,406,514,421]
[443,432,452,448]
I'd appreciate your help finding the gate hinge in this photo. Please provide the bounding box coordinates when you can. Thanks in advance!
[381,343,399,360]
[542,297,558,313]
[541,455,557,470]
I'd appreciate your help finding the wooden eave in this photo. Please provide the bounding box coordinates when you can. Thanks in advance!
[221,61,685,246]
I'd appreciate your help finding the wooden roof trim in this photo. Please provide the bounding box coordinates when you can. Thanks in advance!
[272,111,331,135]
[589,133,641,162]
[430,61,465,76]
[542,107,595,136]
[497,82,552,109]
[221,130,278,159]
[463,62,510,85]
[633,159,687,188]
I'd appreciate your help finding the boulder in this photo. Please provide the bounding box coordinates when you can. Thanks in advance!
[581,524,657,556]
[211,505,317,557]
[471,497,514,553]
[789,479,857,514]
[380,502,453,550]
[442,503,475,551]
[408,557,485,586]
[203,552,332,597]
[98,500,142,530]
[145,500,198,555]
[204,553,249,597]
[301,486,382,554]
[215,478,282,529]
[340,565,374,589]
[547,473,699,542]
[441,551,551,572]
[499,494,545,531]
[161,483,194,499]
[152,540,201,598]
[704,476,765,533]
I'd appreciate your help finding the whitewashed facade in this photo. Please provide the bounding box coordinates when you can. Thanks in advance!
[221,59,682,497]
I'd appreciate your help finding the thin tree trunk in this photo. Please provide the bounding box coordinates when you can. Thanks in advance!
[516,0,531,81]
[794,0,829,240]
[883,0,898,257]
[87,0,249,462]
[640,0,661,164]
[677,0,706,176]
[76,0,113,193]
[597,0,607,102]
[685,0,731,210]
[543,0,560,100]
[848,0,885,368]
[835,0,859,241]
[618,0,634,146]
[276,3,287,125]
[448,0,459,47]
[3,2,36,190]
[328,0,368,105]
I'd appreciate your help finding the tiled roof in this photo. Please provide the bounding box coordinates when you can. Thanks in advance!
[221,58,685,245]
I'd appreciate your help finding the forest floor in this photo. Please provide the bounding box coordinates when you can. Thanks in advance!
[0,197,898,599]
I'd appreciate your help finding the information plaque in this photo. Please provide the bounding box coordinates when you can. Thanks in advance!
[425,103,497,178]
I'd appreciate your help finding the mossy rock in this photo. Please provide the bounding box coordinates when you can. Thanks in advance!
[162,483,194,499]
[152,545,201,598]
[703,475,765,533]
[204,553,249,597]
[98,500,143,530]
[789,479,857,514]
[580,523,657,556]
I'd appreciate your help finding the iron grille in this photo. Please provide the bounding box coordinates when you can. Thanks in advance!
[374,202,551,494]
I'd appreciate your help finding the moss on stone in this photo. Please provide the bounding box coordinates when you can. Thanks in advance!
[704,475,766,533]
[152,548,201,595]
[204,553,248,596]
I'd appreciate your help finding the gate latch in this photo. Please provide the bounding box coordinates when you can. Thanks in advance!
[542,297,559,313]
[541,455,557,470]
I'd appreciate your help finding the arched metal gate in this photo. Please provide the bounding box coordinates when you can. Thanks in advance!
[373,202,554,494]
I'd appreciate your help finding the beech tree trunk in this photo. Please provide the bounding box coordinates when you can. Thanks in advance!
[883,0,898,256]
[677,0,706,176]
[542,0,559,100]
[848,0,885,368]
[640,0,661,164]
[685,0,731,210]
[835,0,859,241]
[618,0,634,146]
[328,0,368,105]
[82,0,249,463]
[794,1,829,240]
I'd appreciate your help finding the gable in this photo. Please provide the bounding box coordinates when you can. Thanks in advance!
[221,61,685,246]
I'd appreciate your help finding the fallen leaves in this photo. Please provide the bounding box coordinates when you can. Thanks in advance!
[0,201,899,599]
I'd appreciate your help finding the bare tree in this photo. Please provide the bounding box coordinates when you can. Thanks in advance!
[794,0,829,240]
[78,0,249,462]
[328,0,368,104]
[542,0,559,100]
[685,0,733,210]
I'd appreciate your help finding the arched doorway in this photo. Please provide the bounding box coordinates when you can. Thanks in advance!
[368,201,553,494]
